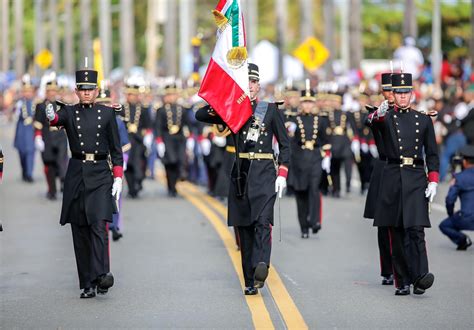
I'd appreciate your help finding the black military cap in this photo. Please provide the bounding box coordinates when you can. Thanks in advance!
[459,145,474,161]
[381,73,392,91]
[300,88,316,102]
[391,73,412,93]
[248,63,259,81]
[76,69,98,90]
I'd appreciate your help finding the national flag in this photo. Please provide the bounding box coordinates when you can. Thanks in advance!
[198,0,252,133]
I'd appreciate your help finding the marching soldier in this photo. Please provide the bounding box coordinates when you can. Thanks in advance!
[196,63,290,295]
[14,75,37,183]
[96,83,131,241]
[363,73,395,285]
[121,79,153,198]
[34,78,69,200]
[155,84,192,197]
[45,64,123,298]
[439,145,474,250]
[325,92,355,197]
[368,72,439,295]
[288,85,331,238]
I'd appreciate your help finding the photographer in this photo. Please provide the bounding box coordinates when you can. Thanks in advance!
[439,145,474,250]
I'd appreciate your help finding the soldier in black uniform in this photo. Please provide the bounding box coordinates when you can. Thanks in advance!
[34,78,68,200]
[368,72,439,295]
[46,66,123,298]
[288,86,331,238]
[196,63,290,295]
[121,81,152,198]
[363,73,395,285]
[155,84,191,197]
[326,93,355,197]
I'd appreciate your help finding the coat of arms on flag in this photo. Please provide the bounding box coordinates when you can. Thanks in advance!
[198,0,252,133]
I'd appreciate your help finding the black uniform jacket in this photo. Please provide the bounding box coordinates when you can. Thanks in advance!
[363,107,392,219]
[120,102,151,170]
[326,109,354,159]
[52,103,123,225]
[196,101,290,227]
[155,103,190,165]
[369,108,439,228]
[288,113,331,191]
[34,100,68,163]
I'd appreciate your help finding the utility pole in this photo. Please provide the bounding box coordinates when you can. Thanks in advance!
[403,0,417,38]
[0,0,8,72]
[164,0,177,76]
[146,0,158,75]
[49,0,60,72]
[300,0,313,41]
[323,0,335,79]
[34,0,46,77]
[80,0,93,66]
[243,0,258,52]
[64,0,74,73]
[340,0,349,73]
[348,0,363,70]
[99,0,113,76]
[14,0,25,77]
[276,0,287,80]
[431,0,441,87]
[120,0,135,74]
[179,0,195,77]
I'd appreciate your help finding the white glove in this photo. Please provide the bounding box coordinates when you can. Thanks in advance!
[46,103,56,121]
[143,133,153,151]
[200,139,211,156]
[186,138,195,152]
[361,142,369,154]
[286,122,297,135]
[351,139,361,159]
[425,182,438,203]
[111,177,123,201]
[322,156,331,173]
[35,136,45,152]
[369,144,379,158]
[157,143,166,158]
[212,135,226,147]
[275,176,287,199]
[377,100,389,117]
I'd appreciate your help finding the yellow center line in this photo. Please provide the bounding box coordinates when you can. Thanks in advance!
[177,184,275,329]
[181,182,308,330]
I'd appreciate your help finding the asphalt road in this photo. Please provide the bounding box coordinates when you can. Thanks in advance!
[1,123,473,329]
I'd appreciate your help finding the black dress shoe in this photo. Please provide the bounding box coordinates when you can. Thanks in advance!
[457,236,472,250]
[97,273,114,294]
[301,232,309,239]
[111,228,123,241]
[382,275,394,285]
[254,262,269,289]
[312,223,321,234]
[394,285,410,296]
[413,287,426,295]
[80,287,96,298]
[244,287,258,295]
[414,273,434,292]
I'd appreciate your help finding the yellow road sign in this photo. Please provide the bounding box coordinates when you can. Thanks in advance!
[293,37,330,71]
[35,49,53,70]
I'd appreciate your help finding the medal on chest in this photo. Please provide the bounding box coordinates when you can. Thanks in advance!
[246,117,260,142]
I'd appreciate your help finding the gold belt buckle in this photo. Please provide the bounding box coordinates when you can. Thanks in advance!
[248,152,255,160]
[85,153,95,161]
[402,157,414,166]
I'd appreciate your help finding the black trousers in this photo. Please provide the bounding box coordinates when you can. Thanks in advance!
[71,220,109,289]
[295,187,321,234]
[330,158,345,195]
[125,165,143,197]
[165,164,180,194]
[237,221,272,287]
[377,227,393,277]
[390,226,429,287]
